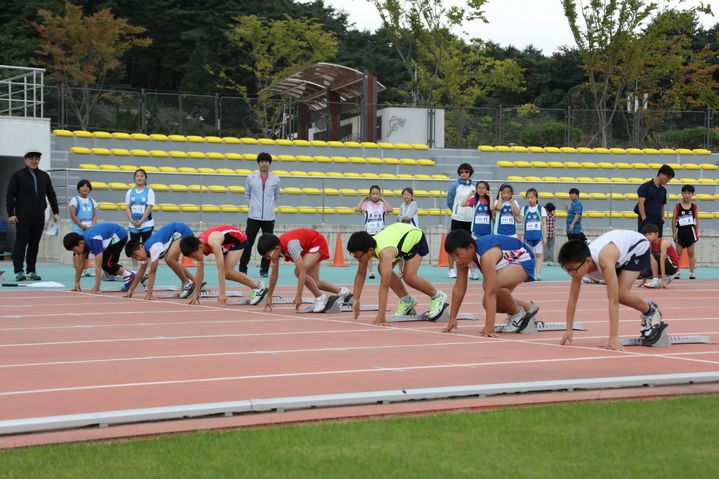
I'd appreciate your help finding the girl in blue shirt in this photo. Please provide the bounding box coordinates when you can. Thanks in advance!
[493,184,522,237]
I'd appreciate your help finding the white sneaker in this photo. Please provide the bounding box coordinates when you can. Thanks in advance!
[500,307,526,333]
[448,268,457,279]
[337,287,350,301]
[534,273,542,281]
[313,294,329,313]
[248,280,268,305]
[179,280,195,298]
[469,269,480,280]
[644,278,661,289]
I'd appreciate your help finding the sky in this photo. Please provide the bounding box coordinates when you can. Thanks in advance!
[311,0,716,55]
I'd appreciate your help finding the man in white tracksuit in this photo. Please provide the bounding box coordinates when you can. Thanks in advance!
[446,162,477,279]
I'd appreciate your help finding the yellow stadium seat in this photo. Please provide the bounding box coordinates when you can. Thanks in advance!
[679,178,697,184]
[314,155,332,163]
[130,133,150,140]
[310,140,328,147]
[302,187,322,195]
[110,148,130,156]
[294,155,312,162]
[589,193,608,199]
[507,176,523,182]
[432,174,450,179]
[412,144,429,150]
[224,153,242,160]
[205,136,223,143]
[593,148,610,154]
[511,146,528,152]
[560,147,578,153]
[564,162,581,168]
[159,166,179,173]
[227,185,245,193]
[530,161,548,168]
[79,163,98,169]
[542,176,558,182]
[53,129,73,136]
[594,177,611,182]
[168,135,187,142]
[71,146,92,154]
[497,160,513,167]
[200,204,220,212]
[89,147,110,155]
[361,172,379,178]
[169,151,188,158]
[326,141,344,147]
[623,211,638,218]
[608,148,626,154]
[625,193,639,200]
[150,150,169,157]
[325,172,343,177]
[581,162,598,168]
[108,182,128,190]
[377,142,395,149]
[91,181,108,190]
[138,165,159,172]
[478,145,496,152]
[379,173,396,179]
[528,146,544,153]
[615,162,632,169]
[675,149,693,155]
[149,183,169,192]
[417,159,435,166]
[597,162,615,169]
[323,188,340,195]
[293,139,311,146]
[400,158,418,165]
[223,137,242,144]
[692,149,711,155]
[658,148,676,155]
[555,192,570,199]
[258,138,275,145]
[666,162,683,170]
[207,152,225,159]
[627,177,645,183]
[698,178,715,184]
[683,163,700,170]
[188,185,209,192]
[555,211,567,217]
[317,206,336,214]
[289,171,307,176]
[495,145,511,152]
[74,130,93,138]
[178,167,198,173]
[188,151,206,159]
[700,163,718,170]
[642,148,660,155]
[514,160,531,167]
[216,168,235,175]
[99,164,119,171]
[366,157,383,164]
[276,155,294,162]
[547,161,565,168]
[275,139,293,146]
[625,148,643,154]
[332,156,349,163]
[694,193,712,200]
[220,205,240,213]
[149,134,168,141]
[179,204,200,212]
[97,202,118,210]
[577,147,593,154]
[297,206,317,214]
[608,211,623,218]
[413,174,431,179]
[395,143,412,150]
[384,157,401,165]
[698,212,714,219]
[587,211,606,218]
[538,192,553,199]
[558,177,575,182]
[631,162,649,169]
[119,165,137,171]
[411,189,428,197]
[208,185,227,192]
[339,188,358,195]
[544,147,561,153]
[576,177,593,182]
[361,142,378,148]
[524,176,542,181]
[240,137,258,144]
[91,131,115,140]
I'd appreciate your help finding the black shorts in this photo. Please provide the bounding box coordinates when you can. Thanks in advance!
[450,219,472,233]
[89,236,127,276]
[676,228,697,248]
[130,230,153,243]
[396,232,430,260]
[618,250,651,273]
[639,252,677,278]
[225,237,250,253]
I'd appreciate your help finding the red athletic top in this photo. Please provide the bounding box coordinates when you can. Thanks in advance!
[199,225,247,255]
[279,228,329,262]
[652,238,680,266]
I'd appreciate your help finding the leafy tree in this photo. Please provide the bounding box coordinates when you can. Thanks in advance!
[218,14,338,137]
[31,1,151,129]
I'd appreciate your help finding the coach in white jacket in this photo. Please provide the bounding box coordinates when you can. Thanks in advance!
[446,163,476,278]
[240,152,281,277]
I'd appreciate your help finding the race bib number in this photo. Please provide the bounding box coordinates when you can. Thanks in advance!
[474,214,490,225]
[500,215,514,225]
[678,215,695,227]
[366,220,383,235]
[131,204,146,215]
[526,220,541,231]
[81,219,93,227]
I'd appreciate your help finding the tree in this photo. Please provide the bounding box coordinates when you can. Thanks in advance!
[218,14,338,137]
[31,2,151,129]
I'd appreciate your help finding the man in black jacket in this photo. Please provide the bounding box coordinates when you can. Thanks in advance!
[6,149,60,281]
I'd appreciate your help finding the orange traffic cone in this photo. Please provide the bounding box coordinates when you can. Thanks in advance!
[434,233,449,267]
[330,232,348,267]
[182,255,196,267]
[86,257,94,269]
[679,249,689,269]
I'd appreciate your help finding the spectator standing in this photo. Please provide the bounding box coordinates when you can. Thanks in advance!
[239,152,281,277]
[564,188,585,242]
[6,149,59,281]
[544,203,557,263]
[636,164,675,237]
[446,163,476,279]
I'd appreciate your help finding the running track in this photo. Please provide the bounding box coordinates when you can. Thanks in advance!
[1,279,718,446]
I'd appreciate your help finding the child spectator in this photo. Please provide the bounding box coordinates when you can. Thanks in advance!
[564,188,585,242]
[558,230,666,350]
[672,184,699,279]
[397,187,419,277]
[460,180,494,280]
[544,203,557,263]
[446,163,475,278]
[68,179,97,277]
[125,169,155,267]
[521,188,547,280]
[442,230,539,336]
[355,185,393,279]
[493,184,522,238]
[639,223,679,289]
[257,229,351,312]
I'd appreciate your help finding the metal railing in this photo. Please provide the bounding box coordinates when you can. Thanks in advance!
[0,65,45,118]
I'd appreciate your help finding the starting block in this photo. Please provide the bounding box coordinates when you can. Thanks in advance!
[494,319,586,334]
[161,290,244,299]
[103,285,176,293]
[384,305,474,323]
[229,295,314,306]
[619,329,713,348]
[297,294,381,314]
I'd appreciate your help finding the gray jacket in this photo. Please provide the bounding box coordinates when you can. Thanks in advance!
[245,172,281,221]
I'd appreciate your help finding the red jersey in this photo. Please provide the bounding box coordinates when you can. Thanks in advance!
[652,238,680,266]
[278,229,330,262]
[199,225,247,255]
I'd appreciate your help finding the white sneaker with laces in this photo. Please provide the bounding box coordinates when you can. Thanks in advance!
[644,278,660,289]
[179,280,195,298]
[448,268,457,279]
[337,287,350,300]
[313,294,329,313]
[500,307,526,333]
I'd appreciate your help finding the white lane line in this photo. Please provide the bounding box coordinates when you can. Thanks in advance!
[0,310,196,319]
[0,318,313,332]
[0,354,657,397]
[0,340,486,368]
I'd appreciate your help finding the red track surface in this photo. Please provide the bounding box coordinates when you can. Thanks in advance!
[1,279,718,446]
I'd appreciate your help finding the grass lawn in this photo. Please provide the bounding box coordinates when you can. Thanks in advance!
[2,395,718,478]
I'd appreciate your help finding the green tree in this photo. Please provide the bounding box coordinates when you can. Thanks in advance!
[31,1,151,129]
[219,14,338,137]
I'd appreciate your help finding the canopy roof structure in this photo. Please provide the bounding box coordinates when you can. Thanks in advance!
[260,62,385,110]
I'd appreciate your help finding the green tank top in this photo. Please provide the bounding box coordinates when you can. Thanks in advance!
[374,223,422,260]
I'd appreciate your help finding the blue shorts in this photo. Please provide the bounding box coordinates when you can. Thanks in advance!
[396,232,430,260]
[618,250,650,273]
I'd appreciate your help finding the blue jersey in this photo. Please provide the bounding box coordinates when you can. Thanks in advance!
[143,222,193,262]
[566,199,583,233]
[70,196,96,234]
[494,201,517,236]
[473,234,535,281]
[471,197,492,237]
[82,223,127,256]
[127,186,154,233]
[521,205,545,242]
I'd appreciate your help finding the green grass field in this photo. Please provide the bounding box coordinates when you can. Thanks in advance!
[2,395,718,478]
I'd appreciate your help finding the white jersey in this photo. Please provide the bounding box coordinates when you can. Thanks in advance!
[586,230,650,280]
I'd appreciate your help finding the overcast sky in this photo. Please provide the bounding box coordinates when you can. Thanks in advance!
[311,0,716,54]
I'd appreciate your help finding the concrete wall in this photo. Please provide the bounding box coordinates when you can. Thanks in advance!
[0,117,52,169]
